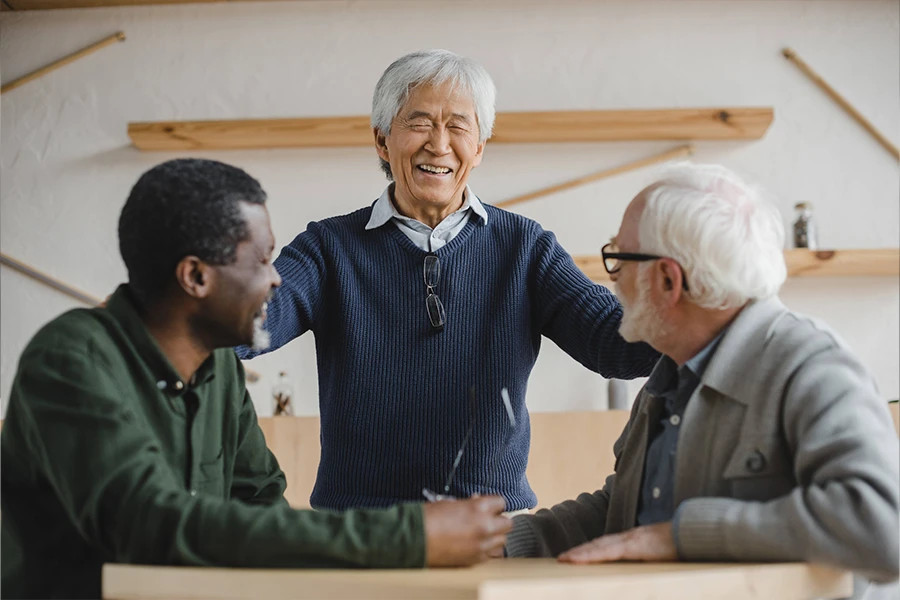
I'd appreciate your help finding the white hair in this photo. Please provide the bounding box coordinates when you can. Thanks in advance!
[371,50,496,179]
[638,163,787,310]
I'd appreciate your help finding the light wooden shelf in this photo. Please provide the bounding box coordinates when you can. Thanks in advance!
[575,248,900,283]
[127,107,774,151]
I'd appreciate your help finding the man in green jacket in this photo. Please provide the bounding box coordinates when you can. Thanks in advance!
[1,158,512,599]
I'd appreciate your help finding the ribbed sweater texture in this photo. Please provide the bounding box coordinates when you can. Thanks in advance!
[238,204,657,510]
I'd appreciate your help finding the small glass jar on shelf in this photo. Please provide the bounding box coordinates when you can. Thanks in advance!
[792,202,818,250]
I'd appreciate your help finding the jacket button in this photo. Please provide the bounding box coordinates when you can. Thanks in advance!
[745,450,767,473]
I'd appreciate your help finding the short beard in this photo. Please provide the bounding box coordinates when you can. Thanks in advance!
[251,302,271,351]
[616,264,668,344]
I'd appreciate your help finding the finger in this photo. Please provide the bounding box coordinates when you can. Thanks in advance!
[488,515,514,535]
[474,495,507,515]
[559,539,624,564]
[481,533,509,555]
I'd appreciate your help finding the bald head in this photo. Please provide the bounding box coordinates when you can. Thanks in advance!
[615,184,657,252]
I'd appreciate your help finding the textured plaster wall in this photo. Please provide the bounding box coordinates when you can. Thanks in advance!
[1,0,898,417]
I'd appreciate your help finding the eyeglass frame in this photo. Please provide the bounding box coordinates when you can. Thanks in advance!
[424,253,446,332]
[601,242,690,291]
[423,387,478,502]
[421,386,518,503]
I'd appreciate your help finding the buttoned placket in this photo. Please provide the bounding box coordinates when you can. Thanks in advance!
[155,376,202,495]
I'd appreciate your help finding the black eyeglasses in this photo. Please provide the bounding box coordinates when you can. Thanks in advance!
[485,387,516,492]
[422,387,518,502]
[424,253,446,332]
[601,242,690,291]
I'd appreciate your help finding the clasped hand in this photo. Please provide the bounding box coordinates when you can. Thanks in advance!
[423,495,512,567]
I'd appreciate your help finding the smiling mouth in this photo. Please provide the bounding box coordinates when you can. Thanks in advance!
[417,164,453,175]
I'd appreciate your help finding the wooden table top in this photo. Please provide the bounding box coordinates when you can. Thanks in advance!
[102,559,852,600]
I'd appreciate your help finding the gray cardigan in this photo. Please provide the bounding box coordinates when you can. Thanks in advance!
[508,297,899,586]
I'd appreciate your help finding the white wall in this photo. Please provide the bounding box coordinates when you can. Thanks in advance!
[1,0,898,417]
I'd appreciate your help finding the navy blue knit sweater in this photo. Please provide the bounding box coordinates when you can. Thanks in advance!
[238,204,658,511]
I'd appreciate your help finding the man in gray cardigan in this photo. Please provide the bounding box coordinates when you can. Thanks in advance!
[506,163,899,594]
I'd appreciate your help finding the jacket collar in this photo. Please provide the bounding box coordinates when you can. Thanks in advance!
[105,284,217,394]
[639,296,787,411]
[698,296,789,402]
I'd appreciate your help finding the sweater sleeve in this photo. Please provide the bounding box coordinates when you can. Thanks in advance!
[505,397,640,557]
[530,227,658,379]
[11,346,426,569]
[673,346,900,583]
[236,223,329,359]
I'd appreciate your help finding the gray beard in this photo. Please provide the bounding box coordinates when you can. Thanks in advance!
[616,270,668,344]
[251,316,271,351]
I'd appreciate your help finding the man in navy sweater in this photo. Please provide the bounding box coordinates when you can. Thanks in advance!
[237,50,659,512]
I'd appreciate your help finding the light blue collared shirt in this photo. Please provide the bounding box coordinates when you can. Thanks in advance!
[364,184,489,252]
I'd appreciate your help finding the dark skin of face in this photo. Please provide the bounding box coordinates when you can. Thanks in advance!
[142,202,281,383]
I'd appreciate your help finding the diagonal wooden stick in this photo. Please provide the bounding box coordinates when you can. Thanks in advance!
[0,251,262,383]
[495,144,695,209]
[1,31,126,95]
[1,252,103,305]
[782,47,899,161]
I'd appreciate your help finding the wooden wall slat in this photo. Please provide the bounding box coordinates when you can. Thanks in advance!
[128,108,774,151]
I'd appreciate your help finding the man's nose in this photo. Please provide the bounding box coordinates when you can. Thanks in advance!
[271,265,282,288]
[426,125,451,155]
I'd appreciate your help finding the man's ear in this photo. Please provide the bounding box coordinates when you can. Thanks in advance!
[374,128,390,162]
[658,259,685,304]
[471,140,486,169]
[175,256,214,300]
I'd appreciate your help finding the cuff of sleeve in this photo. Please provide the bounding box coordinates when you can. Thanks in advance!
[505,515,542,558]
[671,498,733,561]
[374,503,427,568]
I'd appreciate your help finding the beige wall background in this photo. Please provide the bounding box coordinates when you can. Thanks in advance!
[1,0,898,417]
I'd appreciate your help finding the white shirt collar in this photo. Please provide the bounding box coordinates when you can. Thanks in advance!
[365,184,488,231]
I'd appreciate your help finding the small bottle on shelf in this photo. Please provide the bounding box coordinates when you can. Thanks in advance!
[792,203,817,250]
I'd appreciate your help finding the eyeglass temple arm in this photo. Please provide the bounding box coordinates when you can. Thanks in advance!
[441,387,478,494]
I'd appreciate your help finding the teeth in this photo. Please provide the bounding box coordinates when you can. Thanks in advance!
[419,164,451,174]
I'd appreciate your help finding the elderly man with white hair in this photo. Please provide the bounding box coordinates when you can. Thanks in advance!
[505,163,900,595]
[237,49,658,512]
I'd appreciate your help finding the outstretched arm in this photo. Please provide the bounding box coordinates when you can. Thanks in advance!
[530,228,658,379]
[236,225,328,360]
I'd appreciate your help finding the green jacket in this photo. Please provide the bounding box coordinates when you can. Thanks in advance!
[1,285,425,599]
